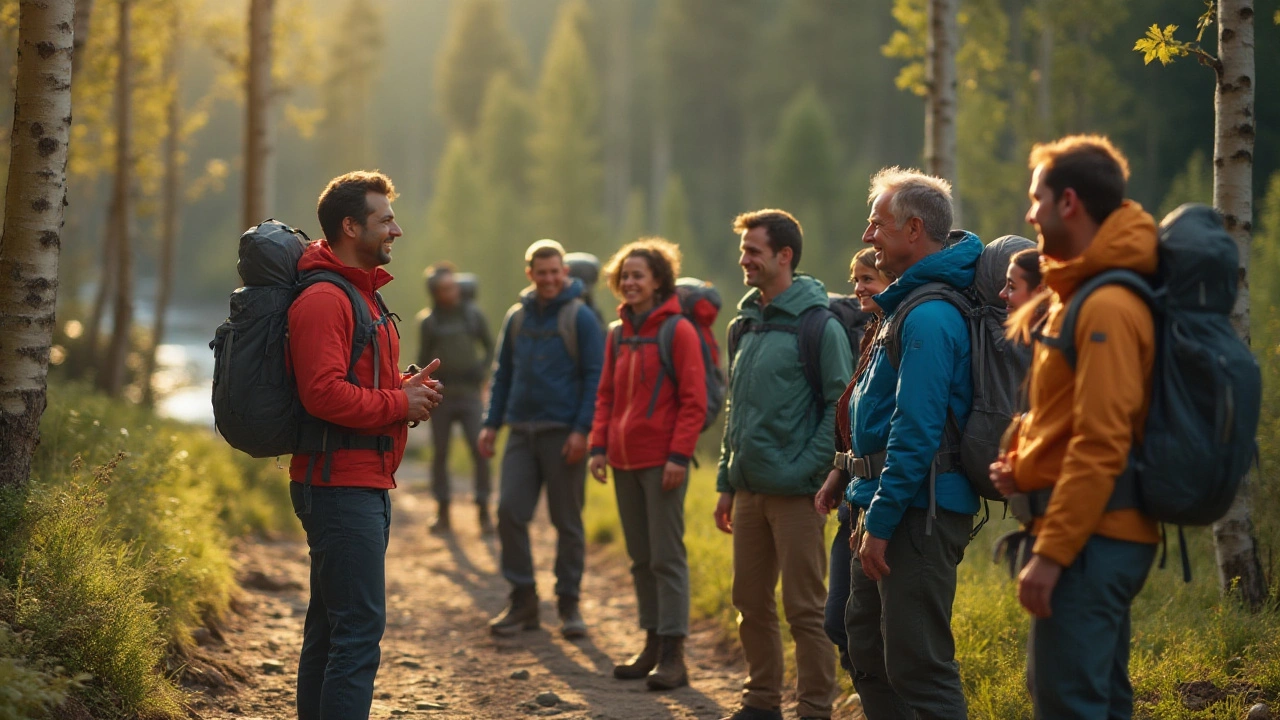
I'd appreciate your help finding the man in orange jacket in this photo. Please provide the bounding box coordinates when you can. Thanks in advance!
[992,136,1160,719]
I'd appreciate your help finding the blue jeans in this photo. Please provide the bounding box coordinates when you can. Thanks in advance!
[290,483,390,720]
[824,503,852,672]
[1027,535,1155,720]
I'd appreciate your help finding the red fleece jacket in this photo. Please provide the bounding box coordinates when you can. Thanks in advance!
[590,294,707,470]
[287,240,408,488]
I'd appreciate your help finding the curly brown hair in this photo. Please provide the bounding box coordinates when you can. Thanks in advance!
[604,238,682,301]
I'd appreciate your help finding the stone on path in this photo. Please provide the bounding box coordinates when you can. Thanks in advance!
[510,669,530,680]
[535,691,560,707]
[416,700,448,710]
[260,659,285,674]
[1249,703,1272,720]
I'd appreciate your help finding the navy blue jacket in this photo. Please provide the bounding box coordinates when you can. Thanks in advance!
[483,278,605,433]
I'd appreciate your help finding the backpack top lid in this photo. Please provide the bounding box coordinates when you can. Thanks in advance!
[1158,203,1238,313]
[673,277,721,324]
[973,234,1035,307]
[455,271,479,304]
[238,219,308,287]
[564,252,601,288]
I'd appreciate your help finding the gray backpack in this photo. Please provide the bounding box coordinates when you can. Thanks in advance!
[881,233,1035,501]
[211,220,395,480]
[504,298,588,366]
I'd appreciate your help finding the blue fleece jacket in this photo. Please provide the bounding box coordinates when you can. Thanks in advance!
[846,233,982,539]
[483,278,604,433]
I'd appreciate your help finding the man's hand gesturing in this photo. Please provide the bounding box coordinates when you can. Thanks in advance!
[404,358,443,423]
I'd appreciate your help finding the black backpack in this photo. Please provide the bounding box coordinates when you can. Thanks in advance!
[210,220,396,480]
[1035,204,1260,527]
[609,278,726,432]
[726,285,873,420]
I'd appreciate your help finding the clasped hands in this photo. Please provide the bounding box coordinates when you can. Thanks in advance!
[404,358,444,424]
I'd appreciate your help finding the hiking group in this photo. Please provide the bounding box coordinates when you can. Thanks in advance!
[211,133,1259,720]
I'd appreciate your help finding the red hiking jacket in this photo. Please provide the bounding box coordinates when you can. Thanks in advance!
[287,240,408,489]
[590,294,707,470]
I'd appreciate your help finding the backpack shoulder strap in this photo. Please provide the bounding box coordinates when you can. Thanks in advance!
[797,306,838,412]
[608,319,624,361]
[559,298,583,366]
[504,302,525,345]
[882,282,970,371]
[1037,269,1153,370]
[655,314,687,382]
[298,270,373,385]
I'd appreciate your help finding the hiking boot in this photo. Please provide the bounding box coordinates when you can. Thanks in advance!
[489,586,539,636]
[429,502,451,535]
[719,706,783,720]
[612,630,659,680]
[557,595,587,639]
[645,635,688,691]
[478,504,494,536]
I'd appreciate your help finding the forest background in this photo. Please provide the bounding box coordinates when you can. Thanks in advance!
[3,0,1280,717]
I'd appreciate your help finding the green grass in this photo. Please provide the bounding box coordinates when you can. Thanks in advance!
[0,384,297,718]
[584,466,1280,719]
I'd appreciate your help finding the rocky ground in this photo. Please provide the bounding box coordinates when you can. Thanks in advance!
[178,474,800,720]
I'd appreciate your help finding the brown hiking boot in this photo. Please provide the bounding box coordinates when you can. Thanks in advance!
[478,504,494,536]
[429,502,451,535]
[557,595,587,639]
[489,586,539,636]
[612,630,659,679]
[646,635,688,691]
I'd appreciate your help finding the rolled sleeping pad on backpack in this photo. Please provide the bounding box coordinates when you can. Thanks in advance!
[455,272,479,304]
[564,252,600,289]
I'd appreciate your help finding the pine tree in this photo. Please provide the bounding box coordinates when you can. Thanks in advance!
[617,188,648,247]
[527,0,604,256]
[659,175,697,276]
[768,87,842,277]
[475,71,534,199]
[320,0,383,175]
[435,0,527,135]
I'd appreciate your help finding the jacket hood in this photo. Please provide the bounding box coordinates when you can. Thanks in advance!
[297,239,394,293]
[520,276,585,309]
[616,293,683,333]
[1043,201,1158,299]
[875,230,982,316]
[737,274,831,319]
[975,235,1036,306]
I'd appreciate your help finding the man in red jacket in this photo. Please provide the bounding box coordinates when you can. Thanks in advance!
[287,170,441,719]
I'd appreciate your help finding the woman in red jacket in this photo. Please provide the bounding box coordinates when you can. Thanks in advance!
[589,238,707,692]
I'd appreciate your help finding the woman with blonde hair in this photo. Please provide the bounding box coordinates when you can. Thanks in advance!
[814,246,891,676]
[589,238,708,691]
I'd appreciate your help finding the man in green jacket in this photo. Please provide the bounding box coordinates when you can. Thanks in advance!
[714,210,853,720]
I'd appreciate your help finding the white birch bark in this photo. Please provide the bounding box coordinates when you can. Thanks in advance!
[243,0,276,230]
[925,0,959,225]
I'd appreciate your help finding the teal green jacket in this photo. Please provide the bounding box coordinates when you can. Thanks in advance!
[716,275,853,496]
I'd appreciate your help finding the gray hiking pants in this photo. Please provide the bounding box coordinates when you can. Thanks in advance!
[845,507,971,720]
[429,391,490,506]
[614,466,690,637]
[496,426,586,598]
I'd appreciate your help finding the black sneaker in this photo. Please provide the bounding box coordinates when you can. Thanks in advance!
[719,706,783,720]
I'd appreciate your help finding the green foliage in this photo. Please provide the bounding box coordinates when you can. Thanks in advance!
[0,622,87,719]
[1158,149,1214,218]
[1133,2,1219,67]
[617,188,649,247]
[476,72,535,200]
[435,0,528,134]
[320,0,384,176]
[659,176,698,275]
[527,0,605,257]
[0,386,294,718]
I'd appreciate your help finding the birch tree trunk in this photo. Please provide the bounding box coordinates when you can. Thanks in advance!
[243,0,276,231]
[143,5,182,407]
[0,0,75,488]
[925,0,959,224]
[85,217,116,357]
[99,0,132,398]
[1210,0,1266,609]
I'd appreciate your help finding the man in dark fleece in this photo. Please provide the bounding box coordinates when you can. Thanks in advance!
[417,261,494,536]
[479,239,605,639]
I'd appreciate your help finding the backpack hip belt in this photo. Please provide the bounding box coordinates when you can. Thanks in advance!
[833,451,886,479]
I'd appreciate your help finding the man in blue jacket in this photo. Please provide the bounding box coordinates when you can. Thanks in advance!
[479,239,605,639]
[843,168,979,720]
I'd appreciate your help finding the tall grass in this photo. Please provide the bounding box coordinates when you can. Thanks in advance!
[585,466,1280,719]
[0,385,296,718]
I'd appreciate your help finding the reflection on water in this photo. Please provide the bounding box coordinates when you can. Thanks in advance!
[155,340,216,426]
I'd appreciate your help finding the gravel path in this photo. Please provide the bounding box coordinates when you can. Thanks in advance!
[183,473,752,720]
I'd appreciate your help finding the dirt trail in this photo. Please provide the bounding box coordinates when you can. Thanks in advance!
[184,471,753,720]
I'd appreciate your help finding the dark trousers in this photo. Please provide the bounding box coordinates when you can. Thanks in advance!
[614,466,690,637]
[845,507,971,720]
[824,503,852,673]
[429,392,490,505]
[290,483,390,720]
[496,427,586,597]
[1028,535,1156,720]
